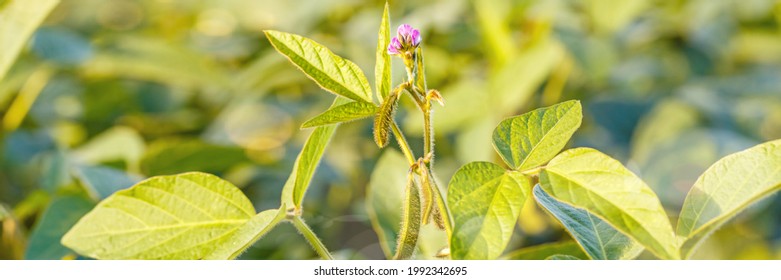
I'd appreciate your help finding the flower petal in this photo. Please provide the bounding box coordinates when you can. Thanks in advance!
[411,29,421,47]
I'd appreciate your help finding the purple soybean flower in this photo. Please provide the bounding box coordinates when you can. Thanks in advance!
[388,24,421,55]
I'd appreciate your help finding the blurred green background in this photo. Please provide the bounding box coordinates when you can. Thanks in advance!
[2,0,781,260]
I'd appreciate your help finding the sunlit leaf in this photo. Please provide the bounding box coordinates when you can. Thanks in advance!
[281,98,348,209]
[492,100,582,171]
[62,172,277,260]
[540,148,679,259]
[0,0,59,82]
[301,101,377,128]
[25,195,94,260]
[264,30,372,103]
[501,241,588,260]
[448,162,529,259]
[533,185,643,260]
[375,2,391,101]
[677,139,781,258]
[203,208,285,260]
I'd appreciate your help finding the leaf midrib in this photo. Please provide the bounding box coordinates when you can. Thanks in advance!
[518,103,577,171]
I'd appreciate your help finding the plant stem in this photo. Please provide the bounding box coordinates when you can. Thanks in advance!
[423,107,433,165]
[291,216,333,260]
[391,121,416,166]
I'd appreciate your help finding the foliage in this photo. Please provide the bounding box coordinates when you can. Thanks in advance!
[2,0,781,260]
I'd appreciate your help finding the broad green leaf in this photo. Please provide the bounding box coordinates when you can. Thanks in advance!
[448,161,530,259]
[375,2,391,101]
[140,139,247,176]
[0,0,59,82]
[533,185,643,260]
[203,208,285,260]
[492,100,582,171]
[393,172,421,260]
[540,148,679,259]
[677,139,781,258]
[365,150,407,258]
[301,101,377,128]
[73,165,142,200]
[264,30,372,103]
[282,97,348,209]
[502,241,588,260]
[547,254,581,260]
[62,172,265,259]
[25,195,94,260]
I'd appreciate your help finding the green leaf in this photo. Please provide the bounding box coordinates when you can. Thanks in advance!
[62,172,273,260]
[140,139,247,176]
[25,195,94,260]
[393,172,421,260]
[492,100,582,171]
[0,0,59,82]
[365,150,407,258]
[375,2,391,101]
[677,139,781,258]
[281,98,348,209]
[73,165,141,200]
[533,185,643,260]
[502,241,588,260]
[448,161,530,259]
[264,30,372,103]
[203,208,285,260]
[540,148,679,260]
[547,254,581,260]
[301,101,377,128]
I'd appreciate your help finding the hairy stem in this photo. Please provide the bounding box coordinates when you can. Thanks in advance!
[391,121,416,166]
[291,216,333,260]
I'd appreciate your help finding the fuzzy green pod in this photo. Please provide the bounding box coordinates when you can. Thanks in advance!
[392,173,421,260]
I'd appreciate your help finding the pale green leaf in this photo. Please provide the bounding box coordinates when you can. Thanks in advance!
[282,98,348,209]
[501,241,588,260]
[203,208,285,260]
[533,185,643,260]
[25,195,94,260]
[365,150,407,258]
[375,2,391,101]
[493,100,582,171]
[0,0,59,82]
[677,139,781,258]
[264,30,372,103]
[448,162,529,259]
[62,172,267,260]
[540,148,679,259]
[301,101,377,128]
